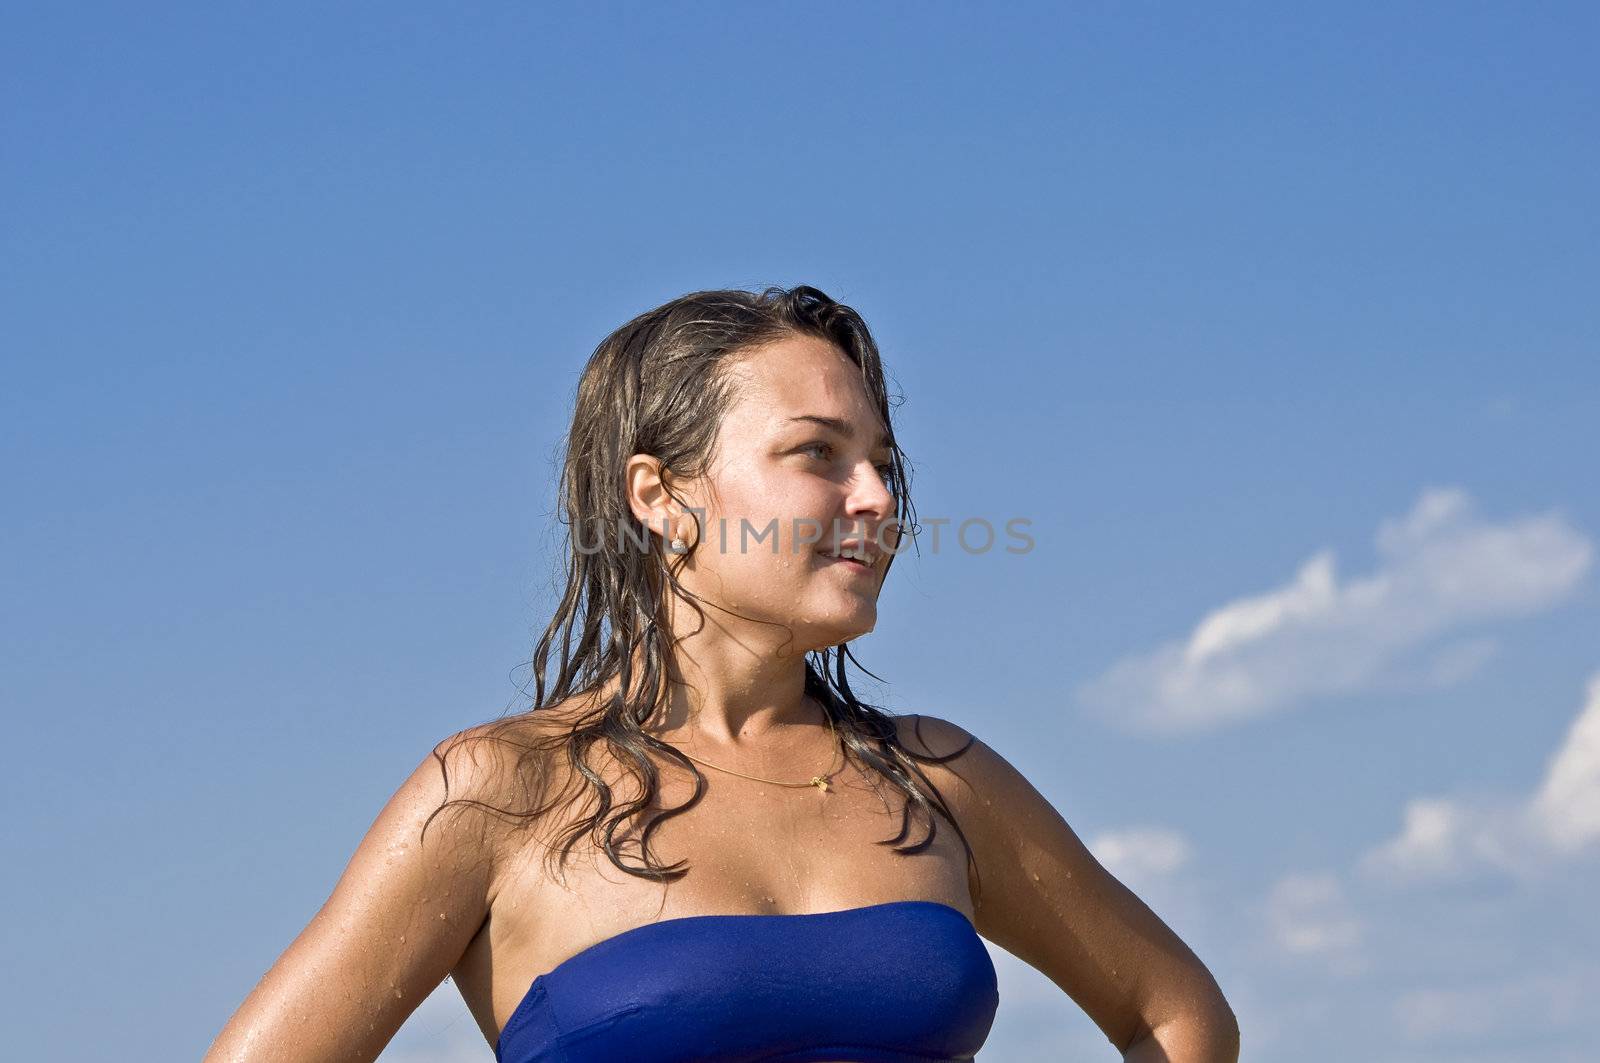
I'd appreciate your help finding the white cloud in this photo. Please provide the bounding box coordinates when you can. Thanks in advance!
[1086,826,1192,885]
[1261,871,1365,976]
[1358,795,1526,882]
[1420,635,1501,687]
[1527,670,1600,856]
[1076,487,1591,735]
[1360,668,1600,885]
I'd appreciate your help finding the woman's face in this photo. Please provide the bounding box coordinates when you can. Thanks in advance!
[634,333,898,653]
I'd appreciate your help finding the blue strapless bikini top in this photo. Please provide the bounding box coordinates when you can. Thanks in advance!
[494,899,999,1063]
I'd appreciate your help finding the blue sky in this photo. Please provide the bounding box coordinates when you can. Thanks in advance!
[5,4,1597,1061]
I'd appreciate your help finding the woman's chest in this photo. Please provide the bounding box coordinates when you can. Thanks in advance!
[453,765,976,1048]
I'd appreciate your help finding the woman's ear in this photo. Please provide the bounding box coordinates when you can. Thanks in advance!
[626,453,696,546]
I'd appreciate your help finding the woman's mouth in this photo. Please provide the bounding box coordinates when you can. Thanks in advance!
[817,550,875,575]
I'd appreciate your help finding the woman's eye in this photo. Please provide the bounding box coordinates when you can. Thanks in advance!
[803,442,834,461]
[801,442,892,479]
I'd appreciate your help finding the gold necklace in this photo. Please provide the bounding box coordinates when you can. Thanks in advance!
[672,707,843,793]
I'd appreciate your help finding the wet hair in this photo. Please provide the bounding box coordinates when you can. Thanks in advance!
[424,284,982,901]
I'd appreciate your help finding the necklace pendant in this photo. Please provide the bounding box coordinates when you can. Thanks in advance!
[811,776,830,793]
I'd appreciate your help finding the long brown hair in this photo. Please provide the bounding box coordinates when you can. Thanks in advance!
[425,285,981,900]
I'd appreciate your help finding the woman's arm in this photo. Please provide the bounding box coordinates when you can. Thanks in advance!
[901,714,1240,1063]
[202,730,511,1063]
[1123,1014,1242,1062]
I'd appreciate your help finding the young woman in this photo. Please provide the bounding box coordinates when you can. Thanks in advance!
[203,285,1239,1062]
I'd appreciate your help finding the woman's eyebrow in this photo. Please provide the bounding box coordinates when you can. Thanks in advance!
[786,414,891,449]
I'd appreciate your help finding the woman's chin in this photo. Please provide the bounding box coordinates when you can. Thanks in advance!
[796,610,876,649]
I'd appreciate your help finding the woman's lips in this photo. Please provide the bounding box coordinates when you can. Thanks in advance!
[817,552,874,575]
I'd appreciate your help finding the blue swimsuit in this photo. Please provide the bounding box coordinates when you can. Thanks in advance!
[494,899,999,1062]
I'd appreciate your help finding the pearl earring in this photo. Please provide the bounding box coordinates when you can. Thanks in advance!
[669,537,688,554]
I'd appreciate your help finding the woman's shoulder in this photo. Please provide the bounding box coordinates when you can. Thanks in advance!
[437,691,607,751]
[886,712,987,806]
[889,711,978,757]
[886,711,1032,818]
[423,695,613,826]
[425,702,586,807]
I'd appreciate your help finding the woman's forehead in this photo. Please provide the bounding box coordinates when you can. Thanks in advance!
[724,338,878,432]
